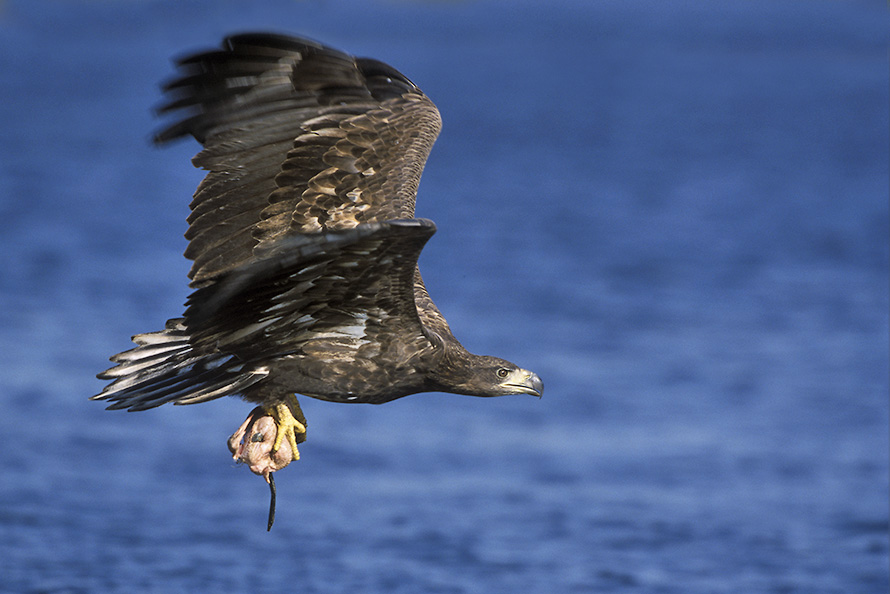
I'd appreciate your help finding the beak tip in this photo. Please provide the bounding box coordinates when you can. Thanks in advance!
[529,372,544,398]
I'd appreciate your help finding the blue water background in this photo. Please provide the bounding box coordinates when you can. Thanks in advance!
[0,1,887,592]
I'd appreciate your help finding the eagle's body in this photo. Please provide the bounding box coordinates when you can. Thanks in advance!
[93,34,542,481]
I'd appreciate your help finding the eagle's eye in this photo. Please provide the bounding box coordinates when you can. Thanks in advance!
[496,367,510,379]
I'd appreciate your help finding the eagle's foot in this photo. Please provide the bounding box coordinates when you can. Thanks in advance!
[268,394,307,462]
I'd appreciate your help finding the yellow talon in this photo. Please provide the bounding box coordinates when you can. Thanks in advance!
[268,394,307,462]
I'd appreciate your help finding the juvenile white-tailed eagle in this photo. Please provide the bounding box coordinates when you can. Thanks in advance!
[93,33,542,526]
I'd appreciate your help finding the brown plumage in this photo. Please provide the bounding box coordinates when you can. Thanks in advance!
[93,33,542,451]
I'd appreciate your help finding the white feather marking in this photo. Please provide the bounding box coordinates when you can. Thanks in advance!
[310,311,372,345]
[133,332,181,346]
[278,279,315,294]
[176,363,196,376]
[114,343,186,361]
[337,312,368,339]
[221,317,280,344]
[103,349,188,377]
[294,264,324,277]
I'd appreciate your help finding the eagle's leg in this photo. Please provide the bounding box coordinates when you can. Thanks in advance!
[268,394,307,462]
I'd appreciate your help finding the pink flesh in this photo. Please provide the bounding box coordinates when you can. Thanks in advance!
[228,407,293,481]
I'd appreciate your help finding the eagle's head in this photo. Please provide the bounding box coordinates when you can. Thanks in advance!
[442,354,543,398]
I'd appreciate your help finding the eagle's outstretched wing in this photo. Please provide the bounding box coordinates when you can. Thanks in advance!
[156,33,442,286]
[96,219,438,410]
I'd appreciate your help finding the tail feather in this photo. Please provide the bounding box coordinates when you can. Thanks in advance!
[93,318,267,412]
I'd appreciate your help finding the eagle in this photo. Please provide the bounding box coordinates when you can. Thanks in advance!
[93,33,543,526]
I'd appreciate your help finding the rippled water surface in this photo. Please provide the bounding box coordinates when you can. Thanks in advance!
[1,1,887,592]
